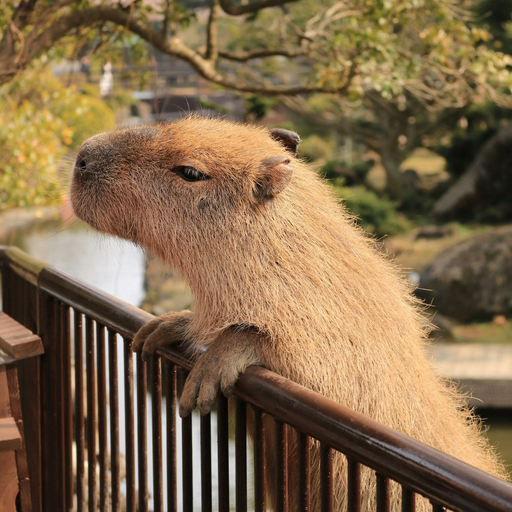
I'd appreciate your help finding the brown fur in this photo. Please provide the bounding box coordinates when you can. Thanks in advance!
[71,116,507,510]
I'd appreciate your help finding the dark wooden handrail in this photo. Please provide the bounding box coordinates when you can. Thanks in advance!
[1,245,512,512]
[235,367,512,512]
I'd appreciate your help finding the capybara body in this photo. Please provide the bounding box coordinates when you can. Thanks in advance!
[71,116,506,510]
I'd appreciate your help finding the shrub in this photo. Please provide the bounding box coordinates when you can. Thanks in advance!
[0,102,65,208]
[0,65,116,210]
[320,159,372,184]
[334,184,411,237]
[298,134,334,162]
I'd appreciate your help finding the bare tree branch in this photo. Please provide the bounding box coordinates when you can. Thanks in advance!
[218,48,306,62]
[366,91,400,118]
[219,0,298,16]
[0,4,354,94]
[205,0,220,62]
[281,96,381,150]
[161,0,172,38]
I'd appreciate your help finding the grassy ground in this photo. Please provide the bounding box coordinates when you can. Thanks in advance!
[367,148,449,192]
[384,227,512,345]
[384,223,490,273]
[451,322,512,345]
[374,149,512,345]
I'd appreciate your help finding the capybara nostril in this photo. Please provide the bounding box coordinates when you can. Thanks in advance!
[75,156,87,174]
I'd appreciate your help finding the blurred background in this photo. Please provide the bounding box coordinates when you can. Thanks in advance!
[1,0,511,474]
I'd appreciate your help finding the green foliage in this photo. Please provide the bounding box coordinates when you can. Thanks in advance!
[435,103,512,177]
[321,159,372,184]
[334,184,411,237]
[298,134,334,162]
[53,93,116,148]
[0,102,65,209]
[0,66,116,210]
[474,0,512,55]
[245,95,277,121]
[315,0,511,104]
[219,0,512,108]
[198,97,230,114]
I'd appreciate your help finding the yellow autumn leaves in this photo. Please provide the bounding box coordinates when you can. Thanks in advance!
[0,66,116,210]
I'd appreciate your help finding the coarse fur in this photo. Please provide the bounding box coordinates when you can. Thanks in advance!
[71,116,507,511]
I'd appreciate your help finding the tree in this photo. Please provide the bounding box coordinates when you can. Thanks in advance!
[1,0,511,201]
[0,66,116,209]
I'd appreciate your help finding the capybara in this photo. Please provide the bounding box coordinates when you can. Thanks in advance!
[70,116,506,510]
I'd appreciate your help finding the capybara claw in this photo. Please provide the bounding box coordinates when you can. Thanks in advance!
[141,348,151,362]
[132,311,193,359]
[179,353,224,417]
[132,317,163,353]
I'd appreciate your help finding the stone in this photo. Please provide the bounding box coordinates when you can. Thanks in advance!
[417,226,512,322]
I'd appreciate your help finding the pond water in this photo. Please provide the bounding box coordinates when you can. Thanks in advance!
[7,218,146,306]
[4,219,248,510]
[480,410,512,477]
[2,219,511,504]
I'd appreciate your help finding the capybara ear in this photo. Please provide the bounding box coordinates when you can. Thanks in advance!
[269,128,301,155]
[254,156,293,200]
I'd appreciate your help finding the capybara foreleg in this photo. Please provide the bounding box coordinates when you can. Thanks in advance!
[179,326,263,417]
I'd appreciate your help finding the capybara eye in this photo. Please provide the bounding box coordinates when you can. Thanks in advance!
[172,166,208,182]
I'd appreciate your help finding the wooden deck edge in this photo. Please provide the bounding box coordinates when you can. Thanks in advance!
[0,417,22,452]
[0,312,44,361]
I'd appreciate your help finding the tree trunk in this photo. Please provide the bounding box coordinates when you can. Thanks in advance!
[380,150,407,202]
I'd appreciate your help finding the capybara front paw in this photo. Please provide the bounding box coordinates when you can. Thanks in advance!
[132,311,192,361]
[132,317,163,354]
[179,352,240,417]
[179,328,262,417]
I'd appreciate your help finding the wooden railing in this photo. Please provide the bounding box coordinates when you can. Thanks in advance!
[1,245,511,512]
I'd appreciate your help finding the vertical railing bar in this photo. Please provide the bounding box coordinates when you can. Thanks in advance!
[96,323,108,511]
[347,458,361,512]
[200,412,213,512]
[180,369,193,512]
[124,338,136,512]
[402,487,416,512]
[85,317,97,512]
[152,355,164,512]
[62,303,74,510]
[320,444,334,512]
[108,329,121,512]
[137,352,149,512]
[253,407,266,512]
[297,431,310,512]
[166,362,178,512]
[55,298,67,510]
[39,290,57,511]
[275,419,288,512]
[0,267,36,507]
[376,473,390,512]
[75,312,85,512]
[217,393,230,512]
[235,398,248,512]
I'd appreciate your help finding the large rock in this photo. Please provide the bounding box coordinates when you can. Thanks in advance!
[433,125,512,220]
[417,227,512,322]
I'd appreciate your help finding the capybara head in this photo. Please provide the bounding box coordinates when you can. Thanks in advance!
[71,116,300,264]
